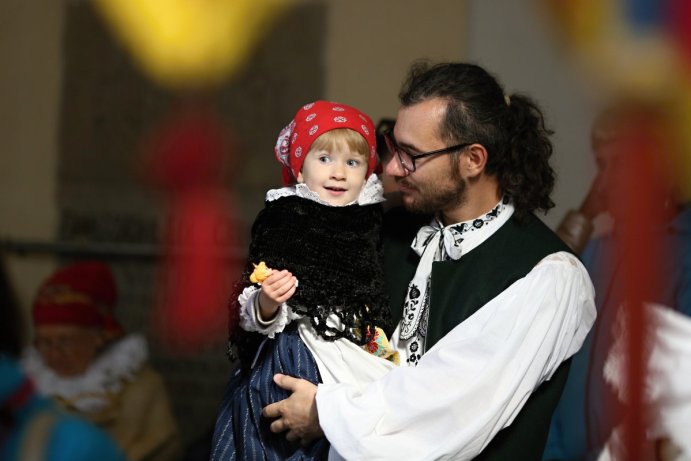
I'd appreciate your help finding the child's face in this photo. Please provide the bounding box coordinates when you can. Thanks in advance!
[297,142,368,206]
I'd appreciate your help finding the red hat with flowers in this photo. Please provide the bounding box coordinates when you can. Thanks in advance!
[274,100,378,186]
[32,261,123,336]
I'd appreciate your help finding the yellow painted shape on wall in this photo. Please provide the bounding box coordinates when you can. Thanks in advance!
[94,0,291,88]
[541,0,606,49]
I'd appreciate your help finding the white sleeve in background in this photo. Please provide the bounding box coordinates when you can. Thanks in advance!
[237,285,295,338]
[603,303,691,460]
[317,251,596,461]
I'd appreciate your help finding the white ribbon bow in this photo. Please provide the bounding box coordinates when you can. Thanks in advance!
[411,222,466,261]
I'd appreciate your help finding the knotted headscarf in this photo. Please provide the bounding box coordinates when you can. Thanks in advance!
[274,100,378,185]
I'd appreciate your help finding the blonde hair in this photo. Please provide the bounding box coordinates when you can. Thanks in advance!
[309,128,370,159]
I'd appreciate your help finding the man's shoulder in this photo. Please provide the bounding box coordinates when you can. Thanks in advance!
[501,213,573,255]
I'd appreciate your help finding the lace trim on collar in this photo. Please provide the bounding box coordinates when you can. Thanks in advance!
[266,174,385,206]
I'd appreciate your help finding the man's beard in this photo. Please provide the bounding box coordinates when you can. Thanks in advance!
[398,170,467,215]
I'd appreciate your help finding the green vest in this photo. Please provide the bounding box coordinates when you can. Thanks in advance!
[383,207,573,461]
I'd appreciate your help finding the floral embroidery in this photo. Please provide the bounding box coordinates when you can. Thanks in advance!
[409,285,421,299]
[406,341,421,366]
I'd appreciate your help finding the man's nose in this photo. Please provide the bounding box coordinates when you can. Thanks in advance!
[384,154,406,177]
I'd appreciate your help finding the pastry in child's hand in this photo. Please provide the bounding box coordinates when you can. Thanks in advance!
[249,261,273,284]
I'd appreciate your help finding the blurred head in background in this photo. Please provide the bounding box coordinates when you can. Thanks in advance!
[589,101,681,223]
[31,260,123,377]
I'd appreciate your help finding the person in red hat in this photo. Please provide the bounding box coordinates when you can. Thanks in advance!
[1,257,127,461]
[22,261,182,461]
[211,101,397,460]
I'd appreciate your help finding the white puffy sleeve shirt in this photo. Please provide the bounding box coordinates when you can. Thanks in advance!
[317,251,596,461]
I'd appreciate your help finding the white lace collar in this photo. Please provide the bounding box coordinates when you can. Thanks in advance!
[265,173,385,206]
[22,333,148,412]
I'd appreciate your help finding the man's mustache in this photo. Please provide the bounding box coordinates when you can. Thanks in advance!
[397,178,416,190]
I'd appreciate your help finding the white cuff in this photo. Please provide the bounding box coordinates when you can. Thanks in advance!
[238,286,292,338]
[254,294,278,327]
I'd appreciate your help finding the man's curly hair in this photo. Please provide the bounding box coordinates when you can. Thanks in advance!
[399,61,555,219]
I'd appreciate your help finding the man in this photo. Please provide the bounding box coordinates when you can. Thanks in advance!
[263,62,596,460]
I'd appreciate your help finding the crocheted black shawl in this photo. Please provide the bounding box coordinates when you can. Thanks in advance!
[229,195,392,364]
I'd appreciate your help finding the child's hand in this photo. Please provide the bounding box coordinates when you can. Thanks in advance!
[258,270,298,321]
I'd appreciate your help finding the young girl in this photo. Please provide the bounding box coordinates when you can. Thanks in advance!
[211,101,397,460]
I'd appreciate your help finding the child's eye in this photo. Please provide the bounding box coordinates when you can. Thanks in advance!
[318,155,331,163]
[346,159,361,167]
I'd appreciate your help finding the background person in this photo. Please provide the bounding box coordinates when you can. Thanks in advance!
[1,256,126,461]
[22,260,182,461]
[545,102,691,460]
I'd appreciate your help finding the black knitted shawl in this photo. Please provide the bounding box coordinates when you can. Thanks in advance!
[228,195,392,363]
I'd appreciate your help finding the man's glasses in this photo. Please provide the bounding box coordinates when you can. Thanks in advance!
[383,131,473,173]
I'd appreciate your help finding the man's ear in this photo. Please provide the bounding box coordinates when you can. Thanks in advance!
[462,144,488,179]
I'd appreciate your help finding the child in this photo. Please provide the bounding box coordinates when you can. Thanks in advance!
[211,101,397,461]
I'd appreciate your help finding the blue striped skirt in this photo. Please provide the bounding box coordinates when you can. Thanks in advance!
[211,326,329,461]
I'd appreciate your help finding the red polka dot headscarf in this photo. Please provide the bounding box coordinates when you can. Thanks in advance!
[274,100,377,185]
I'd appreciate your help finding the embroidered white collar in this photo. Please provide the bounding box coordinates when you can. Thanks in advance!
[265,173,385,206]
[428,197,514,258]
[22,333,148,412]
[398,198,514,358]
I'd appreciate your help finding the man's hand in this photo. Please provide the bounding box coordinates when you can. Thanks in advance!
[262,374,324,445]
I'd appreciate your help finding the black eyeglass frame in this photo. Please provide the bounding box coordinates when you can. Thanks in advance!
[384,131,474,172]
